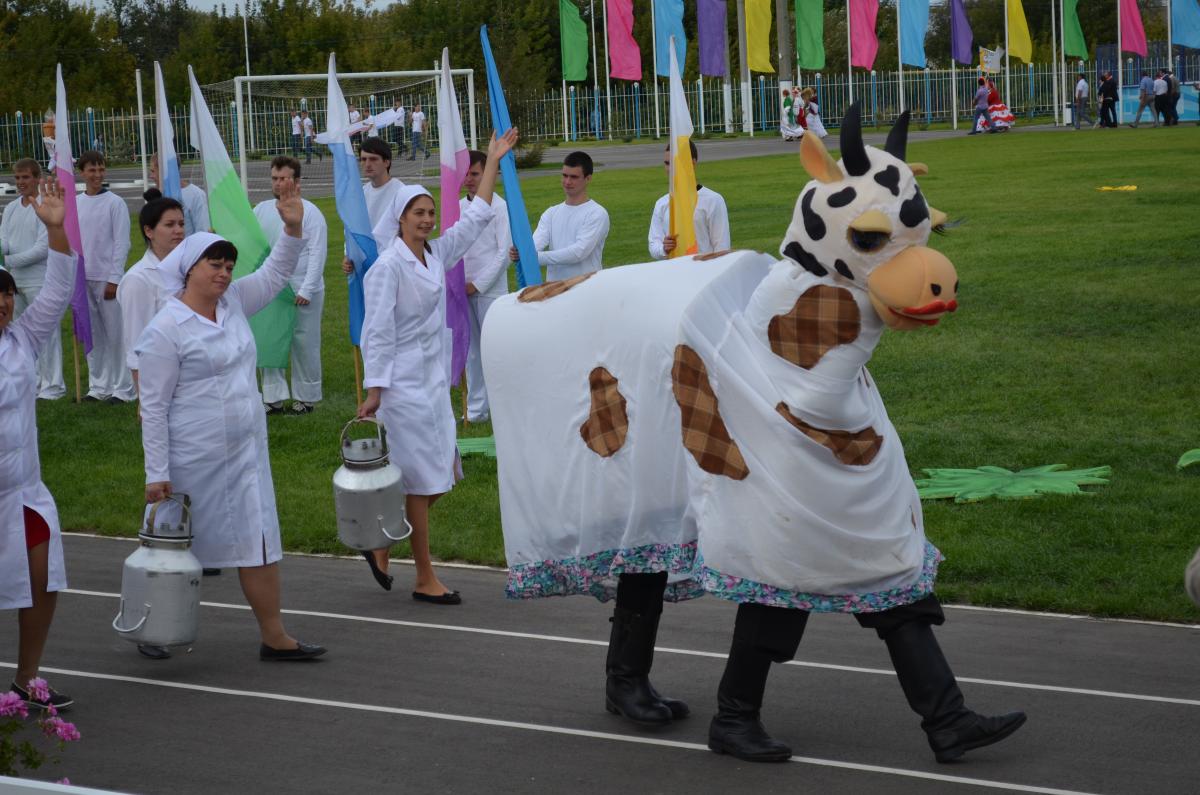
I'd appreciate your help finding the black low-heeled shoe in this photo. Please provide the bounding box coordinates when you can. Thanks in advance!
[360,549,394,591]
[259,641,327,661]
[412,590,461,605]
[137,644,171,660]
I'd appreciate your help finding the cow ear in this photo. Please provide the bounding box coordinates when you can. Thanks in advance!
[799,131,842,184]
[909,162,929,176]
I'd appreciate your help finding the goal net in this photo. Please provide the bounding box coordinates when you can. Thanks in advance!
[198,69,477,206]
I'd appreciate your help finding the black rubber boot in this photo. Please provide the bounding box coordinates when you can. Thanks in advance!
[605,606,672,725]
[604,572,689,723]
[882,620,1027,763]
[707,603,808,763]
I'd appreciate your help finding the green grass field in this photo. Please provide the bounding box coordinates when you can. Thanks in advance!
[35,127,1200,621]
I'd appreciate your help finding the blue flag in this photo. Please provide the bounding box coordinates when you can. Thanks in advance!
[319,53,379,346]
[481,25,541,288]
[899,0,931,69]
[654,0,687,78]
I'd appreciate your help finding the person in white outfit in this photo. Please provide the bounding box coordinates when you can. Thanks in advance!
[136,180,326,662]
[1,178,76,710]
[149,155,210,237]
[460,149,512,423]
[392,100,407,156]
[254,156,328,414]
[647,142,731,260]
[1,159,64,400]
[357,128,518,602]
[519,151,610,281]
[339,138,405,288]
[76,150,134,403]
[408,105,430,159]
[801,88,828,138]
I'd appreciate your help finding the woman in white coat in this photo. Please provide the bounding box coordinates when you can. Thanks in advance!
[357,129,517,604]
[137,181,325,661]
[1,179,75,709]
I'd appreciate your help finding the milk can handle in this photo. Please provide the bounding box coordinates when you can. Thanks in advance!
[379,516,414,542]
[145,494,192,537]
[340,417,389,460]
[112,600,150,634]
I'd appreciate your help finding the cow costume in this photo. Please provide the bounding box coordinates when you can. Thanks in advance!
[483,105,1024,762]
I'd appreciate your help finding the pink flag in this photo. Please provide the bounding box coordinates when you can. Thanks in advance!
[849,0,880,70]
[1119,0,1148,56]
[53,65,92,352]
[437,48,471,385]
[606,0,642,81]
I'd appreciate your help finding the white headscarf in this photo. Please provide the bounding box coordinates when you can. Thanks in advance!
[371,184,434,252]
[156,231,227,294]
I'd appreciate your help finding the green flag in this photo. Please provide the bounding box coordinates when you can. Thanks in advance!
[559,0,589,82]
[1063,0,1088,58]
[795,0,825,70]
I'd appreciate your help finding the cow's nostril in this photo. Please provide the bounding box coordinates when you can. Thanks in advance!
[930,283,942,296]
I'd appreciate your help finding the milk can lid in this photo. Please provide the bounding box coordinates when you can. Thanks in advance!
[343,436,388,465]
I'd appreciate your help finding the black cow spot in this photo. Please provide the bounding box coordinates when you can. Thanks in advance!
[827,187,857,208]
[873,165,901,196]
[783,241,829,277]
[801,189,826,241]
[834,260,855,280]
[899,186,929,228]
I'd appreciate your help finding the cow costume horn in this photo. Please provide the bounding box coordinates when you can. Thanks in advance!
[885,110,911,161]
[839,102,871,177]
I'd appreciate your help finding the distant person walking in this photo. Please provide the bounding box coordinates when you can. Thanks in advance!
[301,110,315,164]
[408,105,430,160]
[1164,71,1181,126]
[1152,71,1170,127]
[1130,72,1157,128]
[968,78,989,134]
[1073,73,1094,130]
[290,111,302,155]
[1098,72,1119,128]
[392,100,407,156]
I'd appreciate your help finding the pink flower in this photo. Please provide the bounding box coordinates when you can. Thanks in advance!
[56,779,71,786]
[0,690,28,718]
[26,677,51,703]
[42,716,81,743]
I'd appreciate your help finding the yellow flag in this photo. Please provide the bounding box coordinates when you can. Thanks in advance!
[667,38,698,258]
[746,0,775,73]
[1006,0,1033,64]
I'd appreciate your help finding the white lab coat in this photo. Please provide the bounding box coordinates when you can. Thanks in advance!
[361,197,496,495]
[0,249,74,609]
[134,234,304,569]
[117,249,170,371]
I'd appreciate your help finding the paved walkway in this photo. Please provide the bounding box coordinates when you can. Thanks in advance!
[3,534,1196,794]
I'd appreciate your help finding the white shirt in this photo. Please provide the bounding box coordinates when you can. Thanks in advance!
[532,199,610,281]
[180,183,210,236]
[77,190,131,283]
[349,109,362,125]
[116,249,170,370]
[363,178,406,231]
[302,117,314,138]
[411,111,426,133]
[1153,77,1168,96]
[460,194,512,297]
[395,107,407,128]
[0,198,49,289]
[253,197,328,300]
[291,115,302,135]
[1075,79,1089,100]
[647,186,731,260]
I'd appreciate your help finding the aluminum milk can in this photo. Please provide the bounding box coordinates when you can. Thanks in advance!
[333,418,412,551]
[112,495,203,648]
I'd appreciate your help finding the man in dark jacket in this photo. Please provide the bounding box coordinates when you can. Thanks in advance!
[1098,72,1119,128]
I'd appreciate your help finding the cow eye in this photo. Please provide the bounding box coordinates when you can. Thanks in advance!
[849,229,889,252]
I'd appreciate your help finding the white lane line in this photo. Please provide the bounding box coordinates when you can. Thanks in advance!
[0,662,1100,795]
[62,588,1200,708]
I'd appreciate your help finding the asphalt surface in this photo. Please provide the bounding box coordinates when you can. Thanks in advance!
[2,533,1196,794]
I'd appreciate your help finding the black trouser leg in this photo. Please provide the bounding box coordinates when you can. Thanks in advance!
[605,572,676,725]
[708,602,808,762]
[858,596,1027,763]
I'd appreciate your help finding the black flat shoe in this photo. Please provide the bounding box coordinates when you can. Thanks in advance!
[360,550,393,591]
[137,644,172,660]
[412,590,462,605]
[259,641,327,661]
[202,568,222,576]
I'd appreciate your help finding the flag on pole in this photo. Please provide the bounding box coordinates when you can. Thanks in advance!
[654,0,687,77]
[1062,0,1088,57]
[1006,0,1033,63]
[187,65,294,368]
[795,0,826,70]
[559,0,590,81]
[979,46,1004,73]
[667,37,697,259]
[53,65,92,353]
[480,25,540,290]
[1175,0,1200,49]
[950,0,975,66]
[436,47,472,386]
[849,0,881,70]
[746,0,775,73]
[153,62,181,201]
[1119,0,1148,56]
[899,0,931,68]
[606,0,643,80]
[697,0,728,77]
[315,53,379,347]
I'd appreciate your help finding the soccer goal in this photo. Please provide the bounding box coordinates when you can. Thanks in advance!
[199,68,476,203]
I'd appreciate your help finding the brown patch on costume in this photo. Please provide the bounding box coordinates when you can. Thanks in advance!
[767,284,861,369]
[579,367,629,458]
[671,345,750,480]
[775,402,883,466]
[517,272,596,303]
[693,249,734,261]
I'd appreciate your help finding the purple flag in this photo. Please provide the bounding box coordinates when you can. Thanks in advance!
[697,0,728,77]
[950,0,974,66]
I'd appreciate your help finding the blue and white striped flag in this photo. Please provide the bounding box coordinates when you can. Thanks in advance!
[153,62,181,201]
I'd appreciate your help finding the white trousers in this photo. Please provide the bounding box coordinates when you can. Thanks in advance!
[13,280,67,399]
[85,280,134,401]
[465,292,500,421]
[261,290,323,404]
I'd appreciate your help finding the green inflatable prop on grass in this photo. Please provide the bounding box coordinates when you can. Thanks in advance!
[915,464,1111,503]
[1178,450,1200,471]
[457,437,497,457]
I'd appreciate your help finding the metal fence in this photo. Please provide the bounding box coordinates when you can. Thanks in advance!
[1,53,1197,168]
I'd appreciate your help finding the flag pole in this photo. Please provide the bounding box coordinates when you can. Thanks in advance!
[590,0,600,138]
[951,60,958,130]
[1004,0,1011,106]
[602,0,612,139]
[1167,0,1173,71]
[71,335,81,404]
[897,0,905,112]
[353,346,363,407]
[460,367,468,425]
[846,0,855,105]
[1060,0,1067,125]
[562,78,569,140]
[135,69,149,190]
[1116,0,1123,126]
[651,0,661,138]
[1051,0,1060,125]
